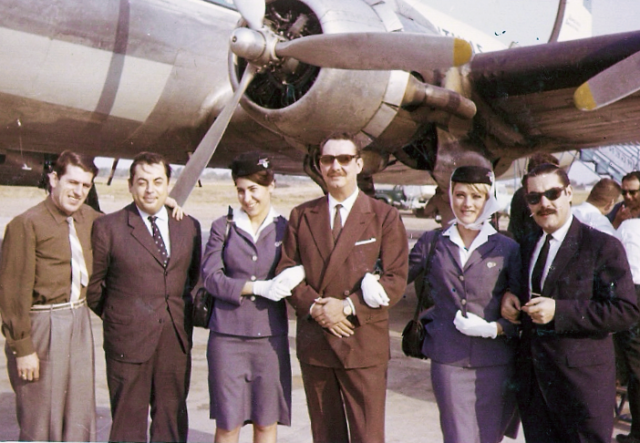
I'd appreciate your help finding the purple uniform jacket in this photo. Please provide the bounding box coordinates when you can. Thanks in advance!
[517,218,639,420]
[277,192,408,369]
[409,228,522,367]
[201,213,288,337]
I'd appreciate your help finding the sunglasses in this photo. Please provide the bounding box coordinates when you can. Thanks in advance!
[622,189,640,197]
[318,154,359,166]
[525,187,566,205]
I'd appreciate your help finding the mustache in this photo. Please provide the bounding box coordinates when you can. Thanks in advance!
[532,208,557,217]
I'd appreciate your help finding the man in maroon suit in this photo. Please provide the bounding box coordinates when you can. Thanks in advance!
[88,152,201,443]
[277,134,408,443]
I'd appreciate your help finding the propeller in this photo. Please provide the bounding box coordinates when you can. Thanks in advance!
[234,0,266,30]
[275,33,472,71]
[574,51,640,111]
[169,65,257,206]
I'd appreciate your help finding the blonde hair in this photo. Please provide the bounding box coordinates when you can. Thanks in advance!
[452,182,490,198]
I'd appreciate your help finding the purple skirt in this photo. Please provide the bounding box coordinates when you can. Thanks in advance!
[207,332,292,429]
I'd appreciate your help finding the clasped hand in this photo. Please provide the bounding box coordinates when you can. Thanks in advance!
[311,298,354,338]
[501,292,556,325]
[453,310,498,339]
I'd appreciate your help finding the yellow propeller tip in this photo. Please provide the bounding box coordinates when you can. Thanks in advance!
[453,38,473,66]
[574,83,597,111]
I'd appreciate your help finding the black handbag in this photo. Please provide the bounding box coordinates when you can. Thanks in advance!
[192,207,233,328]
[401,230,440,359]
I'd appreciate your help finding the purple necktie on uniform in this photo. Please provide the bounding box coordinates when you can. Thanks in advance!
[332,204,343,243]
[531,233,552,296]
[148,216,169,268]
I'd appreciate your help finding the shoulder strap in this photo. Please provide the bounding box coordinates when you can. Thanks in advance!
[413,230,441,320]
[222,206,233,251]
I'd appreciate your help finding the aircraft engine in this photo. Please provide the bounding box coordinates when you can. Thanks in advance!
[227,0,418,168]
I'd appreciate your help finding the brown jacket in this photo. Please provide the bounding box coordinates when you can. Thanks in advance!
[277,192,408,368]
[87,203,201,363]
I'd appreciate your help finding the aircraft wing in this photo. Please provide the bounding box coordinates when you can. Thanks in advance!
[468,30,640,173]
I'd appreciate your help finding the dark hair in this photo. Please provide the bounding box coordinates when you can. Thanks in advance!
[319,132,363,157]
[524,163,570,193]
[587,178,621,207]
[527,153,559,173]
[128,152,171,184]
[233,169,275,187]
[47,150,98,192]
[622,171,640,184]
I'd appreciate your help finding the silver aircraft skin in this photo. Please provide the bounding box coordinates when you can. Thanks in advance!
[1,0,640,193]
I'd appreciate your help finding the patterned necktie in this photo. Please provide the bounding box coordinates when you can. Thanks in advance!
[332,204,343,243]
[148,216,169,268]
[67,217,88,302]
[531,233,552,296]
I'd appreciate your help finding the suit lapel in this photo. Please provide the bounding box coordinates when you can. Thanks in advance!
[543,218,581,296]
[319,192,374,292]
[127,203,166,267]
[303,197,333,263]
[441,235,463,272]
[463,235,499,272]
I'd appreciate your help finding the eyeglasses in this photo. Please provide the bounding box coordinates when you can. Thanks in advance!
[524,187,566,205]
[318,154,359,166]
[622,189,640,197]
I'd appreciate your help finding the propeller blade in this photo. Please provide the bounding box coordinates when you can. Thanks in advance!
[234,0,265,30]
[169,64,257,206]
[275,33,473,71]
[574,51,640,111]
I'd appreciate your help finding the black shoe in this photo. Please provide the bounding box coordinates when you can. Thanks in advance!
[617,433,640,443]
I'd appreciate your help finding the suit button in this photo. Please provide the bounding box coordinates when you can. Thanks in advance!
[459,275,465,281]
[250,296,256,301]
[252,255,258,261]
[461,299,467,305]
[344,290,349,296]
[250,275,256,281]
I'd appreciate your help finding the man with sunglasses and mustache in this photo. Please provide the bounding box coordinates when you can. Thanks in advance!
[502,163,638,443]
[277,133,408,443]
[609,171,640,229]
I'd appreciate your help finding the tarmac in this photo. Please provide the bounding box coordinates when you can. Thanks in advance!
[0,215,631,442]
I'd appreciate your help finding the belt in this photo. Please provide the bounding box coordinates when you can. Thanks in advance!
[31,298,86,312]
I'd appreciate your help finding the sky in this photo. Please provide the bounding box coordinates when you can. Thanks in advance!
[423,0,640,45]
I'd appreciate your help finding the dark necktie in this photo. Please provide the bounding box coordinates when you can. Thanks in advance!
[148,216,169,267]
[531,233,552,296]
[332,204,343,243]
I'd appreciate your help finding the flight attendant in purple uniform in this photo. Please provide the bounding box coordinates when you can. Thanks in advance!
[201,152,305,443]
[408,166,522,443]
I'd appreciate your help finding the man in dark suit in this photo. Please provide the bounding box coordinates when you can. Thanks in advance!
[502,163,639,443]
[88,152,201,443]
[277,134,408,443]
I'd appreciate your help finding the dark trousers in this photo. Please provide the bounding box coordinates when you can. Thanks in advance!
[519,370,612,443]
[106,321,190,443]
[614,285,640,436]
[300,361,387,443]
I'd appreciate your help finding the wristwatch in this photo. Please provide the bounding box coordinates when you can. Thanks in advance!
[342,299,353,317]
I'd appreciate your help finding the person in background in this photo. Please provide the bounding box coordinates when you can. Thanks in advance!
[88,152,201,443]
[408,165,522,443]
[571,177,620,237]
[502,163,638,443]
[277,133,408,443]
[615,217,640,443]
[508,152,559,245]
[609,171,640,229]
[0,151,100,441]
[200,152,304,443]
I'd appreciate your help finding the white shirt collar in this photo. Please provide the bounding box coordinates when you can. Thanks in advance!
[234,206,280,243]
[328,188,359,213]
[444,221,497,266]
[137,205,168,222]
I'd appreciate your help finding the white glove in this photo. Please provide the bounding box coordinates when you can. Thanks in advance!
[252,280,283,302]
[453,310,498,339]
[273,265,306,291]
[361,273,390,308]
